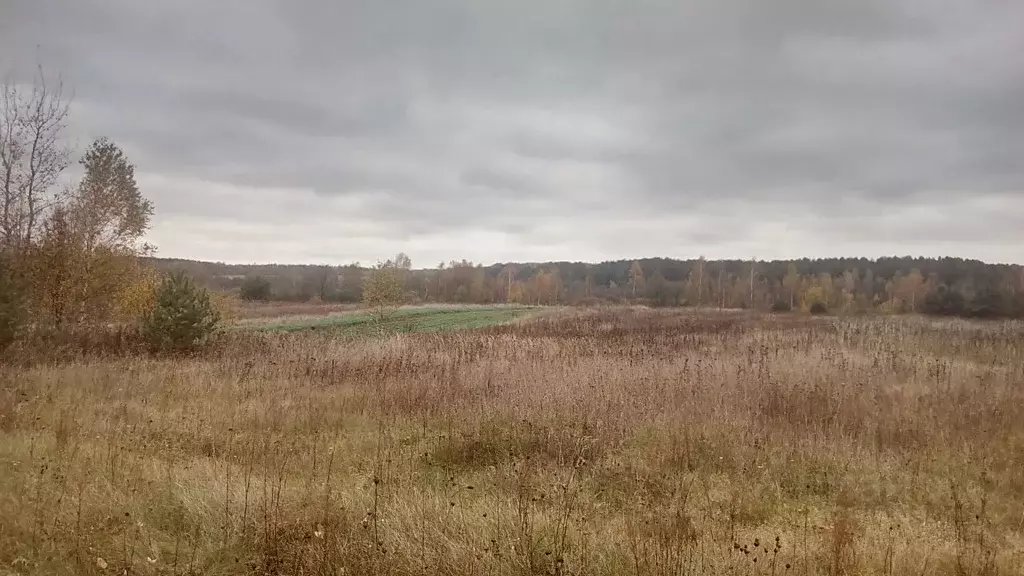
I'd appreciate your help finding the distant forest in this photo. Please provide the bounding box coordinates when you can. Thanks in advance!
[151,256,1024,319]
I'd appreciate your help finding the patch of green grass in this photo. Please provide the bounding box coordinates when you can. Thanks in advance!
[251,305,538,335]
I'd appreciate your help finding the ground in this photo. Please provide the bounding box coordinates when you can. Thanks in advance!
[1,306,1022,575]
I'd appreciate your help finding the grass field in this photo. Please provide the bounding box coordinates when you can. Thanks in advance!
[1,308,1023,575]
[244,304,540,335]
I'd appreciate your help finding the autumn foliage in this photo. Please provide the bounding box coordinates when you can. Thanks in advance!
[362,254,409,323]
[1,70,217,355]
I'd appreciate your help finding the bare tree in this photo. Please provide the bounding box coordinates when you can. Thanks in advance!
[716,263,724,310]
[315,265,337,301]
[629,261,644,297]
[695,256,705,306]
[0,66,71,259]
[393,252,412,270]
[748,258,757,309]
[501,263,518,303]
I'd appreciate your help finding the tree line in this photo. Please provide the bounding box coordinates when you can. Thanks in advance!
[160,255,1024,319]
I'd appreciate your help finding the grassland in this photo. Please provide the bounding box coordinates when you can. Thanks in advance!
[1,308,1023,575]
[240,304,540,335]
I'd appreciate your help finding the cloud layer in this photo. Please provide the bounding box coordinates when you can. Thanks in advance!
[5,0,1024,264]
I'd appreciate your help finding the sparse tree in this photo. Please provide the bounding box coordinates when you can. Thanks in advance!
[897,268,926,312]
[240,275,272,301]
[783,263,800,310]
[362,260,405,324]
[69,138,154,253]
[696,256,705,306]
[716,263,724,309]
[748,259,757,309]
[393,252,412,271]
[629,261,645,297]
[501,263,518,303]
[63,138,154,322]
[0,66,72,259]
[301,265,337,302]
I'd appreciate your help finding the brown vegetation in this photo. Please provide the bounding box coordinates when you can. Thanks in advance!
[2,69,158,351]
[2,307,1022,575]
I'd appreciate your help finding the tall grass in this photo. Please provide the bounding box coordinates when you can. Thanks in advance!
[1,308,1022,574]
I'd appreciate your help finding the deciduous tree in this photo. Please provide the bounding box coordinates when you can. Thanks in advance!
[362,260,405,324]
[61,138,154,322]
[0,67,71,259]
[782,263,800,310]
[629,261,645,297]
[240,275,272,301]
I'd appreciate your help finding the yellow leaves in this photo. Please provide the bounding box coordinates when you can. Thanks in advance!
[113,263,159,323]
[363,264,405,321]
[209,290,239,322]
[509,282,526,304]
[800,286,826,311]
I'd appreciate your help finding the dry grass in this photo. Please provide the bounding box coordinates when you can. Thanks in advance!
[233,301,362,322]
[1,307,1023,575]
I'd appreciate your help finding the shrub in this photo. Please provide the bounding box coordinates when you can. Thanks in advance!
[0,259,26,352]
[966,287,1015,319]
[922,286,966,317]
[809,301,829,315]
[771,300,792,313]
[141,271,220,353]
[240,275,272,301]
[209,290,239,322]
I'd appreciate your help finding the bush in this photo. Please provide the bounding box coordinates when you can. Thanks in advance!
[966,287,1015,319]
[0,259,26,352]
[922,286,966,317]
[141,271,220,353]
[240,275,272,301]
[809,301,828,315]
[209,291,239,322]
[771,300,792,312]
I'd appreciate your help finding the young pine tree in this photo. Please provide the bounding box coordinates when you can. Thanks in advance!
[141,271,220,353]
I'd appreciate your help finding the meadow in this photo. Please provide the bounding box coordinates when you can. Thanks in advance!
[1,307,1022,575]
[236,304,539,335]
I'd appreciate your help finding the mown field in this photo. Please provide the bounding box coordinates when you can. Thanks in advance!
[1,308,1023,575]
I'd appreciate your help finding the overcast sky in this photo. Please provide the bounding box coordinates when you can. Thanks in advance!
[4,0,1023,265]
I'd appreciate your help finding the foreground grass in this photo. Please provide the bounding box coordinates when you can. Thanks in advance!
[1,308,1023,575]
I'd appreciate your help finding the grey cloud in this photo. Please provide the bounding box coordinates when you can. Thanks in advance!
[4,0,1024,264]
[461,166,543,197]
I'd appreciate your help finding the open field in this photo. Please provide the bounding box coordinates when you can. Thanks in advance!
[232,301,363,321]
[1,308,1023,575]
[238,304,541,335]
